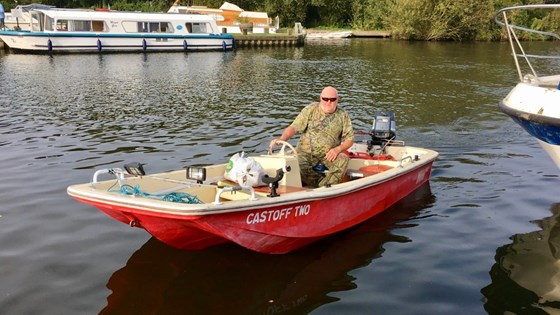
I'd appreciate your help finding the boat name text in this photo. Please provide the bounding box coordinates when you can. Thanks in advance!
[246,204,310,224]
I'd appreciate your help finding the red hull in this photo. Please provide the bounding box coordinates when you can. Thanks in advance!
[75,162,433,254]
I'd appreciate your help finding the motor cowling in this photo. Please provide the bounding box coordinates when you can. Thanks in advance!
[369,110,396,147]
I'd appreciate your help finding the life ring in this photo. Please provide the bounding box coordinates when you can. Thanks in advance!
[359,165,393,175]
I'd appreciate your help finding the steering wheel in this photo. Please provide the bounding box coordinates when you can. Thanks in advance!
[269,140,298,156]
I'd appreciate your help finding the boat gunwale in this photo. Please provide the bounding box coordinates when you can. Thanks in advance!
[499,99,560,126]
[499,81,560,126]
[67,146,438,216]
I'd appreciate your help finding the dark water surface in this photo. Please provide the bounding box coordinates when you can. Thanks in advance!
[1,39,559,314]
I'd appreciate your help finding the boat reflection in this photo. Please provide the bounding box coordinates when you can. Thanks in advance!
[100,182,435,315]
[482,203,560,315]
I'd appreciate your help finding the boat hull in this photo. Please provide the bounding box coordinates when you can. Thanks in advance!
[0,31,233,53]
[72,160,433,254]
[499,81,560,168]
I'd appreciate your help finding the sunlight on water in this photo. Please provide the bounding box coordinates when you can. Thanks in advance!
[0,40,559,314]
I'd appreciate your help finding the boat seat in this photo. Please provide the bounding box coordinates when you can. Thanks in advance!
[252,155,302,188]
[216,179,307,200]
[253,185,308,194]
[215,155,304,197]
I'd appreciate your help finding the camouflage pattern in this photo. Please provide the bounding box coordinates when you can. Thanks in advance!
[291,102,354,187]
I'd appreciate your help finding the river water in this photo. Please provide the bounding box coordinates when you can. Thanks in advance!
[1,39,559,314]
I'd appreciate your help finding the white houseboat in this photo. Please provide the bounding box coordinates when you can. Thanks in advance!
[168,1,279,34]
[3,4,55,31]
[0,7,234,53]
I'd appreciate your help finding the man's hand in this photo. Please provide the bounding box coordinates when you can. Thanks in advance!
[269,138,282,148]
[325,146,342,162]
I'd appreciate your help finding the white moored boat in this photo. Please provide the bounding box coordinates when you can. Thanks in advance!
[0,7,234,53]
[168,1,279,34]
[495,4,560,169]
[305,31,352,40]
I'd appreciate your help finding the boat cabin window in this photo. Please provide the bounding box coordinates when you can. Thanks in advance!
[56,20,68,31]
[122,21,174,33]
[92,21,105,31]
[55,19,106,32]
[45,16,54,31]
[31,12,43,31]
[185,22,213,34]
[73,20,91,31]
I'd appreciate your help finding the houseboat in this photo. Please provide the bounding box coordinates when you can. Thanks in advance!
[0,7,234,53]
[168,1,278,34]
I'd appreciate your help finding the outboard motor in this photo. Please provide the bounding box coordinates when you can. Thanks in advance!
[368,110,396,149]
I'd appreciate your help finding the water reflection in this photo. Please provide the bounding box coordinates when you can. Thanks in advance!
[2,40,556,314]
[100,183,435,315]
[482,203,560,314]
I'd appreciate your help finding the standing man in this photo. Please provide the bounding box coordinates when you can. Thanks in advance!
[270,86,354,187]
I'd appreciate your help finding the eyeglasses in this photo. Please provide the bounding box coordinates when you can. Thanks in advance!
[321,97,338,102]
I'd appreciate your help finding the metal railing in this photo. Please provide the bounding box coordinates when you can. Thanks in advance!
[494,4,560,82]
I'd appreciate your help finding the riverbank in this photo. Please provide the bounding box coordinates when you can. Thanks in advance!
[232,28,389,47]
[305,29,391,38]
[0,28,389,51]
[233,33,306,47]
[352,30,391,38]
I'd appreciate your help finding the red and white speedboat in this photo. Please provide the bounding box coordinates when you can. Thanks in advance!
[67,112,438,254]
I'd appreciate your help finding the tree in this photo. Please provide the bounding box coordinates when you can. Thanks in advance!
[385,0,499,40]
[351,0,388,30]
[4,0,559,40]
[264,0,309,28]
[307,0,352,28]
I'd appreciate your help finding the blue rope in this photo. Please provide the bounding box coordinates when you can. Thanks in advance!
[162,192,204,204]
[112,184,203,204]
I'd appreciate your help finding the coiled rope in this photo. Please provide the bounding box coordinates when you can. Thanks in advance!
[113,184,203,204]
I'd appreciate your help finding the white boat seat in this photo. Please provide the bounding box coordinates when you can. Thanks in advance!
[252,155,302,188]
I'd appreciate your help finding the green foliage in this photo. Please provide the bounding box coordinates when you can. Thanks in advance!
[429,0,495,40]
[264,0,308,28]
[4,0,559,41]
[351,0,387,30]
[310,0,352,28]
[384,0,433,40]
[384,0,497,40]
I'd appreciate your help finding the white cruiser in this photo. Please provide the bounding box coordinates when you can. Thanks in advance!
[495,4,560,169]
[0,7,234,53]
